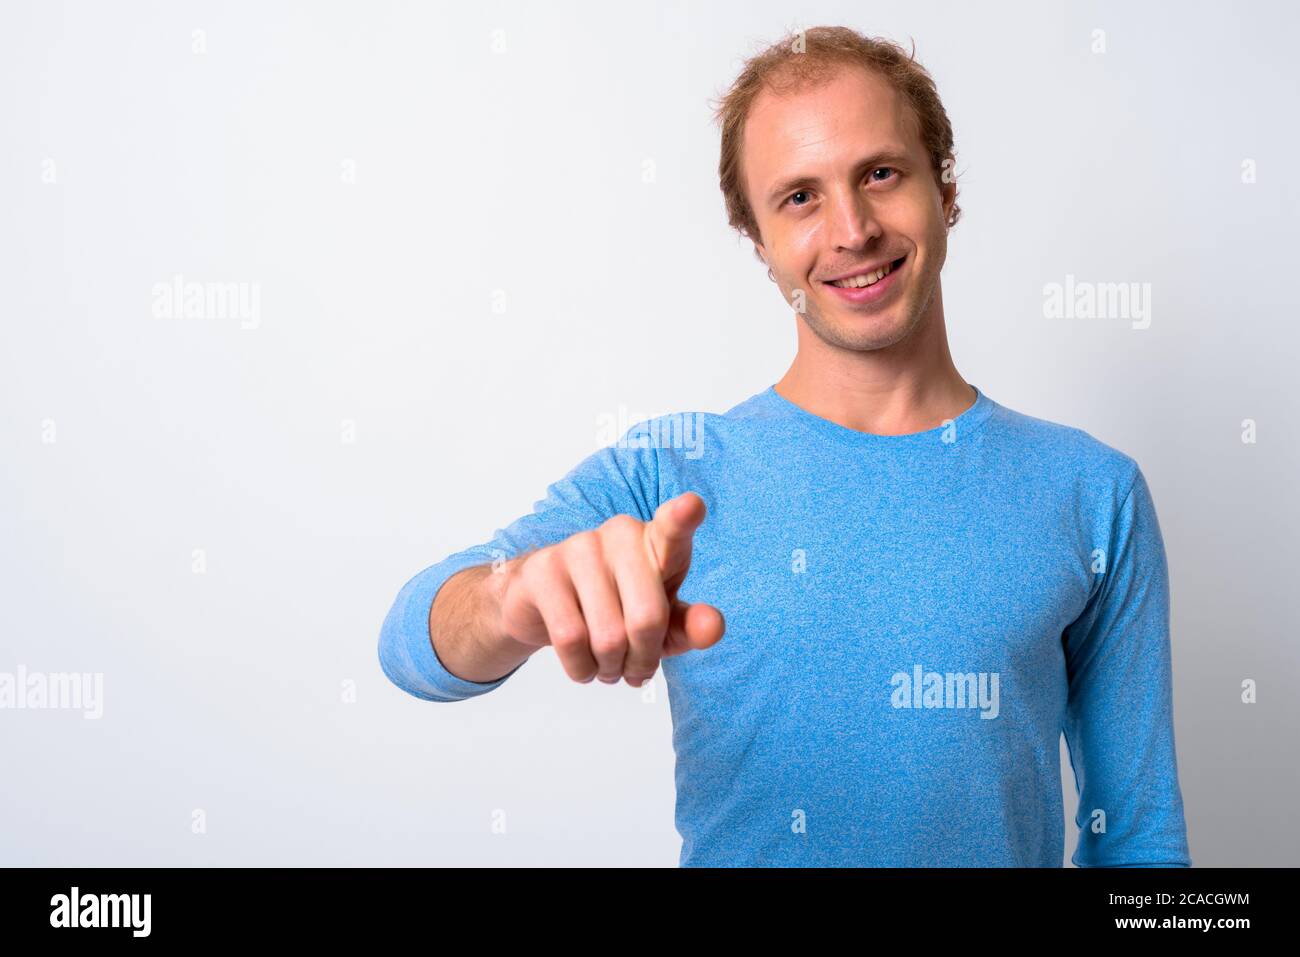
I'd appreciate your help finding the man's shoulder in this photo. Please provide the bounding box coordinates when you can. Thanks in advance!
[988,398,1142,491]
[611,388,774,442]
[592,387,779,472]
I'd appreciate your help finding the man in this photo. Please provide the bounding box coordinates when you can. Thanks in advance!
[379,26,1191,868]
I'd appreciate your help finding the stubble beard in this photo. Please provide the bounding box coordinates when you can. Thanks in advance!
[798,282,926,354]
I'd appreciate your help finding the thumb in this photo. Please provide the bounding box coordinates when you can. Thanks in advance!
[645,491,707,583]
[662,600,726,657]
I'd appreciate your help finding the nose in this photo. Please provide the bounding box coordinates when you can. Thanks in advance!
[827,184,883,252]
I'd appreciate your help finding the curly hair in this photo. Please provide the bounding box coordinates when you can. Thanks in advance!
[709,26,961,260]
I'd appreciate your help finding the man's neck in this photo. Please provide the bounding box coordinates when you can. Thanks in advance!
[774,299,974,437]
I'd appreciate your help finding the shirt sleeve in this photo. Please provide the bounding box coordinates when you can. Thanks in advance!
[378,424,663,703]
[1061,466,1192,867]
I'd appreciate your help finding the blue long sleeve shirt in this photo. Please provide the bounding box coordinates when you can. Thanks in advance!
[379,384,1192,867]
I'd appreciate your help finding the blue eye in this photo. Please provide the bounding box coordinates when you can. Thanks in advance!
[784,169,898,208]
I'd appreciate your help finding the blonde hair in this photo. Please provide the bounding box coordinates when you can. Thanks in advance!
[710,26,961,259]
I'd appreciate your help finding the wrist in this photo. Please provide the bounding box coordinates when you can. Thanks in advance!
[482,555,534,658]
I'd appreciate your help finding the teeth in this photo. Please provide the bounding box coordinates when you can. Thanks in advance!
[830,261,894,288]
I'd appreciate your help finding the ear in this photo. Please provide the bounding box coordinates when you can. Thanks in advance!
[940,161,957,226]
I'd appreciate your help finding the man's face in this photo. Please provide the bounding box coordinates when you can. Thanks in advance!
[743,65,955,352]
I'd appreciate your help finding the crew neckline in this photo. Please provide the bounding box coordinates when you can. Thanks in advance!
[761,382,997,448]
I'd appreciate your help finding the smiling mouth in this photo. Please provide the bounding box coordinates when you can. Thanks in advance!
[823,256,907,288]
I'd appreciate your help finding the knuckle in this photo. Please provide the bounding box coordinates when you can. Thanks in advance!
[624,606,668,640]
[588,628,627,654]
[602,513,640,536]
[548,622,588,649]
[522,547,555,579]
[565,530,599,557]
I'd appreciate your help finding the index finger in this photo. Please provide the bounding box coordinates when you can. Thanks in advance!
[644,491,707,584]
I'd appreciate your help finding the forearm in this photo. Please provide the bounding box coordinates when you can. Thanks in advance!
[429,561,536,683]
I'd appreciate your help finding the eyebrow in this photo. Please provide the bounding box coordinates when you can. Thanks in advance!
[764,149,913,208]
